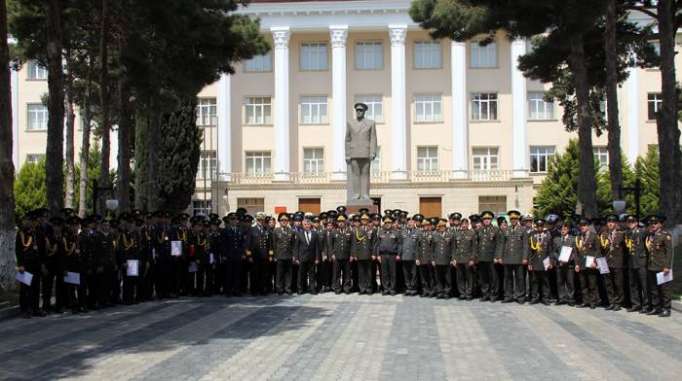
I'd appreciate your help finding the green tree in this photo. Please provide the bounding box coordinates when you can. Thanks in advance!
[14,159,47,219]
[635,145,661,216]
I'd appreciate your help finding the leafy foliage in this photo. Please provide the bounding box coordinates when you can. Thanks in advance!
[13,159,47,219]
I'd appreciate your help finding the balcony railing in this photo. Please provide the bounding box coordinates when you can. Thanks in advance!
[220,170,517,185]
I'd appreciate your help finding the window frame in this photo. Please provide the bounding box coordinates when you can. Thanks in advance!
[243,96,272,126]
[470,41,498,68]
[245,151,272,176]
[196,97,217,127]
[354,41,384,71]
[299,96,328,125]
[647,93,662,121]
[416,146,439,173]
[354,95,384,123]
[414,94,443,123]
[302,147,325,176]
[472,147,499,171]
[527,92,554,121]
[470,93,498,121]
[26,103,48,131]
[244,52,273,73]
[300,42,329,72]
[529,145,556,174]
[414,41,442,70]
[27,60,48,80]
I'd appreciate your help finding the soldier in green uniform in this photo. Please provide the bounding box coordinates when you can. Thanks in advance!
[432,219,454,299]
[645,215,673,317]
[501,210,528,304]
[625,215,650,313]
[332,214,353,294]
[554,222,577,305]
[400,216,420,296]
[527,219,553,304]
[352,214,375,294]
[120,214,141,304]
[576,218,600,309]
[416,218,435,297]
[16,212,44,318]
[476,211,503,301]
[601,214,626,310]
[273,213,296,294]
[452,216,477,300]
[376,216,401,295]
[319,214,334,293]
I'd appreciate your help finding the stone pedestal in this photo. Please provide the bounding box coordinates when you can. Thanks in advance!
[345,199,378,215]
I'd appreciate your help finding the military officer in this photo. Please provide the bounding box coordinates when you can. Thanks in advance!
[351,214,375,294]
[319,215,334,293]
[376,215,401,295]
[273,213,296,294]
[222,213,245,296]
[625,215,650,313]
[554,222,577,306]
[527,219,553,304]
[576,218,600,309]
[501,210,528,304]
[400,215,420,296]
[601,214,626,310]
[246,213,272,295]
[476,211,503,301]
[416,218,435,297]
[645,215,673,317]
[452,216,477,300]
[15,212,44,318]
[432,219,454,299]
[331,214,353,294]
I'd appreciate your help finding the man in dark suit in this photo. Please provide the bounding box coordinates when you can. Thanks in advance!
[246,213,272,295]
[294,218,320,294]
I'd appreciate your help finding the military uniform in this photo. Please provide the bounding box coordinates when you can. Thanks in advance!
[576,224,600,308]
[625,220,649,312]
[120,227,141,304]
[400,225,420,295]
[222,219,245,296]
[375,222,401,295]
[475,213,503,301]
[432,226,454,298]
[318,225,335,292]
[15,225,43,317]
[416,225,435,296]
[63,220,86,312]
[553,231,577,305]
[645,218,673,316]
[600,217,626,310]
[332,223,353,293]
[452,226,477,299]
[351,223,375,294]
[501,218,528,303]
[527,223,553,304]
[246,220,272,295]
[273,222,296,294]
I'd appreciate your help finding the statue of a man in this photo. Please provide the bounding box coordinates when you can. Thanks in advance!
[345,102,377,201]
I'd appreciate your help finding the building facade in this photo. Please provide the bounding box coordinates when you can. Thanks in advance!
[10,0,680,217]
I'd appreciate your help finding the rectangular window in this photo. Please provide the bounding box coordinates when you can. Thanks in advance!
[27,60,47,80]
[244,97,272,125]
[300,42,328,71]
[415,95,443,123]
[26,154,45,164]
[593,146,609,168]
[354,95,383,122]
[196,98,217,126]
[27,104,48,131]
[237,198,265,215]
[303,148,324,175]
[299,96,328,125]
[529,146,555,173]
[192,200,212,217]
[648,93,662,120]
[355,42,383,70]
[245,151,271,176]
[470,41,497,68]
[479,196,507,216]
[472,147,499,170]
[527,92,554,120]
[417,146,439,172]
[198,150,217,179]
[244,52,272,72]
[414,41,442,69]
[471,93,498,121]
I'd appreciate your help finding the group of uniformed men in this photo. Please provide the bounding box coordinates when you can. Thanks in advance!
[15,205,674,319]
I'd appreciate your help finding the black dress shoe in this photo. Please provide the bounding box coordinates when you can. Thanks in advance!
[576,304,587,308]
[647,309,661,315]
[627,307,640,312]
[659,310,671,317]
[502,299,513,303]
[612,305,622,311]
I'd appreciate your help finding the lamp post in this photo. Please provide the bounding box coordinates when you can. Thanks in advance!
[618,178,642,219]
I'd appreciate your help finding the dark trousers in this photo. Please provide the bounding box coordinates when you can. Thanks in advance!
[263,259,275,294]
[580,269,599,306]
[454,264,473,298]
[371,259,381,292]
[157,259,174,298]
[91,268,115,307]
[401,260,418,293]
[478,261,495,299]
[503,264,526,302]
[648,270,672,311]
[122,275,139,304]
[111,268,121,303]
[604,268,625,307]
[204,264,217,295]
[224,259,243,295]
[357,260,372,293]
[434,265,452,296]
[297,260,316,293]
[556,263,576,304]
[529,270,550,302]
[419,263,435,296]
[493,263,504,299]
[248,259,264,295]
[19,268,41,314]
[380,255,397,293]
[629,266,649,310]
[276,259,293,293]
[333,259,352,293]
[66,280,87,311]
[42,268,66,311]
[318,259,332,291]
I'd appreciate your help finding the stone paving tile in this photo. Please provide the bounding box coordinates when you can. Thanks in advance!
[1,294,682,381]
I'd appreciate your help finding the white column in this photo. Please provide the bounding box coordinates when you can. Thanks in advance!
[450,41,468,179]
[271,26,291,182]
[510,39,528,178]
[11,68,19,169]
[626,65,640,163]
[330,25,348,181]
[389,25,408,181]
[217,73,232,181]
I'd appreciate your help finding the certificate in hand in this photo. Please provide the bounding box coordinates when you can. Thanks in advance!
[16,271,33,286]
[656,271,673,285]
[559,246,572,263]
[127,259,139,277]
[64,272,80,285]
[543,257,551,270]
[171,241,182,257]
[584,255,595,268]
[596,257,610,274]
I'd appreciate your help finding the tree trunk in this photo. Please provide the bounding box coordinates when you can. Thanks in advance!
[45,0,65,214]
[0,0,17,290]
[117,75,132,211]
[605,0,623,201]
[64,80,76,208]
[656,0,682,225]
[97,0,111,214]
[569,36,599,219]
[78,66,94,218]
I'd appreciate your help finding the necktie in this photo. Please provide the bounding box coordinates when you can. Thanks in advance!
[306,231,310,245]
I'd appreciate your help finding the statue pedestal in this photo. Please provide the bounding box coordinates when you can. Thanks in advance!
[345,199,378,215]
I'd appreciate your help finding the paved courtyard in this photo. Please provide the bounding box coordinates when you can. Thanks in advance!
[1,294,681,381]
